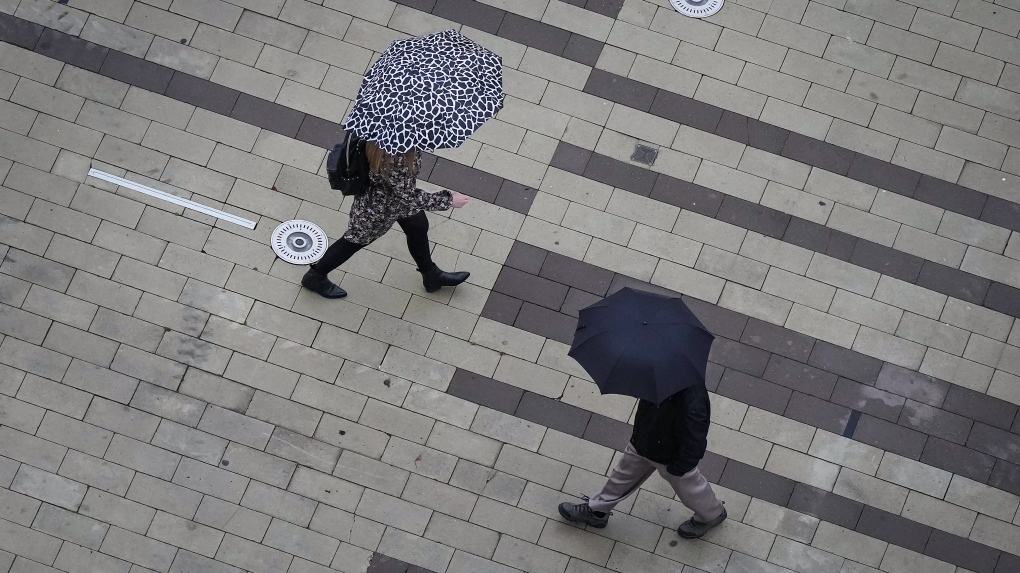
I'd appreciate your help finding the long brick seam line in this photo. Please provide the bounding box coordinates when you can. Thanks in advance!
[389,0,1020,232]
[4,10,1020,326]
[0,11,1017,571]
[4,1,1020,500]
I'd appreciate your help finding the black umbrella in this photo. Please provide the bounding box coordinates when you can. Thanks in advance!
[343,29,504,155]
[568,287,714,404]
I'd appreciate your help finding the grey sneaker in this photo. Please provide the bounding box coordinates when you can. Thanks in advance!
[678,507,727,539]
[558,502,610,528]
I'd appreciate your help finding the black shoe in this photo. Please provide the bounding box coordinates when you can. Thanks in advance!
[419,264,469,293]
[557,502,609,528]
[301,267,347,299]
[678,507,727,539]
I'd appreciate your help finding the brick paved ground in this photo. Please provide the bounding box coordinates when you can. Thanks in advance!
[1,0,1020,572]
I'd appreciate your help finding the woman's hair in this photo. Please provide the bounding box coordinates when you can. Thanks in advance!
[365,141,416,174]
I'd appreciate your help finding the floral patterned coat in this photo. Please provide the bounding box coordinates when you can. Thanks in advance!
[342,151,453,245]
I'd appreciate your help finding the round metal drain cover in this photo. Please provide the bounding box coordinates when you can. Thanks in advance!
[670,0,724,18]
[272,220,328,265]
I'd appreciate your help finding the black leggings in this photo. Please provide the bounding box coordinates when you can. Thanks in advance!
[313,211,434,274]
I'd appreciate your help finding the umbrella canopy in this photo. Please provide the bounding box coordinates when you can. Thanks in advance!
[343,29,504,155]
[568,287,714,405]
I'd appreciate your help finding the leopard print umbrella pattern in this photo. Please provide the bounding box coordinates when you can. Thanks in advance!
[343,29,504,155]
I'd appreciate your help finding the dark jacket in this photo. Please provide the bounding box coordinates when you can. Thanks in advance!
[629,384,711,476]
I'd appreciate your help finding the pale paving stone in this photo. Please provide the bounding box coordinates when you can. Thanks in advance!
[652,259,726,304]
[945,475,1020,522]
[85,392,160,439]
[79,15,154,58]
[706,424,771,468]
[782,309,854,354]
[0,393,43,436]
[11,465,86,511]
[744,499,819,544]
[834,467,908,513]
[359,398,434,445]
[695,245,769,289]
[719,28,789,71]
[762,96,832,139]
[695,76,769,119]
[811,522,886,568]
[492,354,569,399]
[538,520,615,566]
[373,528,453,572]
[893,225,967,267]
[760,11,830,53]
[826,119,900,162]
[281,468,363,519]
[380,345,454,392]
[653,528,731,573]
[852,327,925,369]
[146,511,223,559]
[470,406,546,453]
[694,160,768,204]
[629,55,700,99]
[762,267,836,311]
[334,360,410,407]
[0,508,61,563]
[61,358,138,405]
[353,488,431,537]
[709,393,748,431]
[79,488,155,535]
[895,313,968,355]
[214,533,294,573]
[539,168,613,210]
[942,297,1014,341]
[492,534,570,573]
[881,545,955,573]
[738,147,811,189]
[240,477,316,526]
[872,275,946,320]
[152,418,227,465]
[718,282,793,325]
[901,490,977,537]
[768,536,844,573]
[0,99,38,137]
[765,446,840,490]
[740,407,816,452]
[701,517,777,561]
[0,486,40,528]
[0,42,62,87]
[875,452,951,499]
[144,36,219,79]
[919,349,994,392]
[190,23,264,65]
[628,225,700,268]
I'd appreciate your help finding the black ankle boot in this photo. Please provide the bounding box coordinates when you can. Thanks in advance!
[419,264,469,293]
[301,266,347,299]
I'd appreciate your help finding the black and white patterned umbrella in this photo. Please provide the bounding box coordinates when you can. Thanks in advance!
[343,29,504,155]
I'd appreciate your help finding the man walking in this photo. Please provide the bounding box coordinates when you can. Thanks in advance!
[558,383,726,539]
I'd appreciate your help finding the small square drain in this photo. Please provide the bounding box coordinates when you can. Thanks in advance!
[631,144,658,166]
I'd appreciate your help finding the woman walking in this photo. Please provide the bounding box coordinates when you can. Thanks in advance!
[303,29,502,299]
[302,143,471,299]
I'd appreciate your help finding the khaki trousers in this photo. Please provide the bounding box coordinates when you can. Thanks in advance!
[587,444,724,522]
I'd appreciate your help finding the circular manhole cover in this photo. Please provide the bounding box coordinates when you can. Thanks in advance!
[271,220,328,265]
[670,0,724,18]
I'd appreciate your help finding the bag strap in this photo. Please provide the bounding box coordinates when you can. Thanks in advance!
[344,132,353,170]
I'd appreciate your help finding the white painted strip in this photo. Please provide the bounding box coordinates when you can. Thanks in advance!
[88,169,257,229]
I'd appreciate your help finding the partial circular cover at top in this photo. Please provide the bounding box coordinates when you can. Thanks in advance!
[670,0,725,18]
